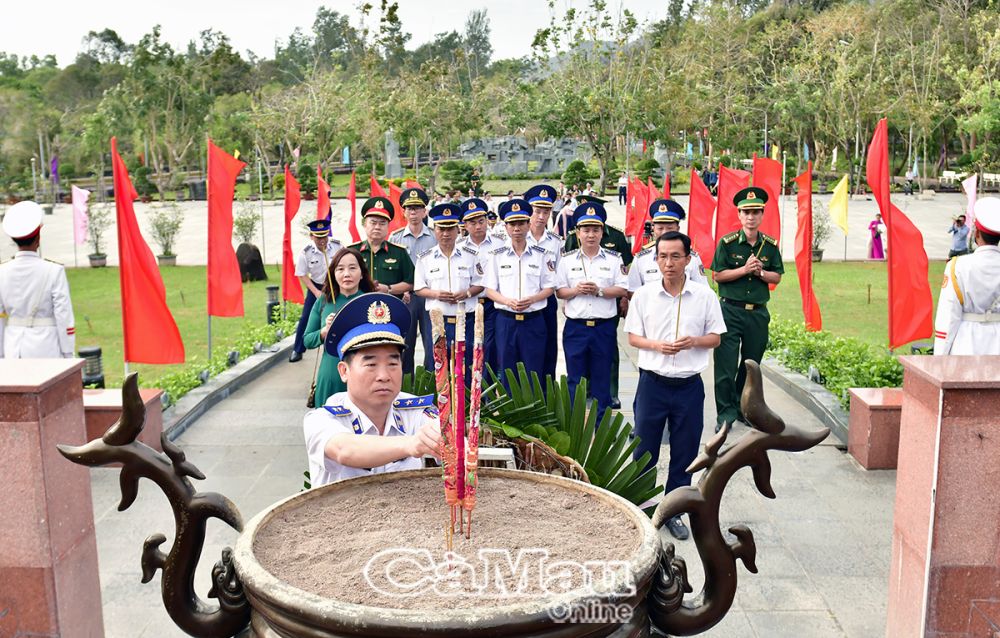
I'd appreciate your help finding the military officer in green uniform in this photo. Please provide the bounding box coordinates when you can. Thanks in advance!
[563,195,633,408]
[711,186,784,432]
[348,197,415,299]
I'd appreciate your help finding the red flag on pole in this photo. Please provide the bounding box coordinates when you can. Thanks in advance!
[404,179,423,190]
[282,165,304,304]
[688,168,717,261]
[630,179,651,254]
[647,177,661,202]
[207,140,246,318]
[111,137,184,364]
[752,154,783,245]
[626,177,646,239]
[316,164,331,221]
[663,172,671,199]
[388,182,406,234]
[865,118,933,349]
[715,164,752,240]
[794,162,822,331]
[370,176,388,198]
[347,171,361,243]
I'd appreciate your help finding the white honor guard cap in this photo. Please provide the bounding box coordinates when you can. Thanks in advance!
[973,197,1000,235]
[2,200,44,240]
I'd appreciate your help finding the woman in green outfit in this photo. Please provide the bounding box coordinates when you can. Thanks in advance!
[304,247,376,406]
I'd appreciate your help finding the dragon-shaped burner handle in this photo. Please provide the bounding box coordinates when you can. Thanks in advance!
[647,360,830,636]
[58,374,250,638]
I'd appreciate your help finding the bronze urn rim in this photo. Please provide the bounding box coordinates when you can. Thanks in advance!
[231,467,662,631]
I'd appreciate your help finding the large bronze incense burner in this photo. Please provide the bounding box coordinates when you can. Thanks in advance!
[59,361,828,637]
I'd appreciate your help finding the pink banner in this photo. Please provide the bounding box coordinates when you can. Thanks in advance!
[962,174,978,226]
[71,185,90,246]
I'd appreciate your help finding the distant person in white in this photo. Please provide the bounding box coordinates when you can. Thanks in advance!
[624,231,725,541]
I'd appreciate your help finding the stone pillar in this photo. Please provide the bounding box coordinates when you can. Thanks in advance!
[887,356,1000,637]
[0,359,104,637]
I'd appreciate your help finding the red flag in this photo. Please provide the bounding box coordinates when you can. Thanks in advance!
[404,179,423,190]
[626,177,646,239]
[346,171,361,242]
[207,141,246,317]
[111,137,184,364]
[865,118,933,349]
[388,182,406,234]
[794,163,822,331]
[688,168,717,261]
[316,164,331,221]
[715,164,751,240]
[370,176,388,198]
[647,177,661,202]
[752,154,783,245]
[282,165,304,304]
[630,179,650,254]
[663,172,671,199]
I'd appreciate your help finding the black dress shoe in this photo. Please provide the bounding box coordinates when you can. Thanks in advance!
[288,351,303,363]
[666,515,690,540]
[610,398,621,409]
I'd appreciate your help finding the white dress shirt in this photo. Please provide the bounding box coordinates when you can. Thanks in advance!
[0,251,75,358]
[527,228,564,266]
[628,244,708,291]
[483,242,557,313]
[303,391,434,488]
[414,244,483,316]
[295,241,341,285]
[459,235,501,300]
[555,248,629,319]
[934,245,1000,355]
[624,278,726,377]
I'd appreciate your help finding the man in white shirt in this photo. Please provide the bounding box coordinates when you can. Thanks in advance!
[624,231,726,540]
[415,202,484,367]
[555,202,629,418]
[628,199,707,293]
[617,172,628,205]
[290,218,342,362]
[483,198,556,383]
[302,292,441,488]
[934,197,1000,355]
[524,184,564,381]
[458,198,501,371]
[0,201,76,358]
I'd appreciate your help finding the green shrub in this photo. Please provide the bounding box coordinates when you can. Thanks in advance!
[441,160,477,194]
[356,160,386,177]
[562,160,593,189]
[766,318,904,409]
[272,173,285,191]
[635,158,660,182]
[133,166,156,197]
[297,162,317,194]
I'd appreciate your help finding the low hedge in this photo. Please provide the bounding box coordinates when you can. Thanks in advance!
[765,318,904,409]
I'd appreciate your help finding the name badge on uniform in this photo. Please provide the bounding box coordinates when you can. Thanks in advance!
[385,258,398,264]
[500,264,512,270]
[527,264,539,270]
[429,267,440,274]
[570,266,583,273]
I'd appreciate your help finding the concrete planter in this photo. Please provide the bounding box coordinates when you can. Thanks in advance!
[157,255,177,267]
[88,254,107,268]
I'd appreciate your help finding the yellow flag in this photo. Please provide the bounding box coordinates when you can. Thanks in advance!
[770,142,780,161]
[233,149,241,160]
[829,174,849,235]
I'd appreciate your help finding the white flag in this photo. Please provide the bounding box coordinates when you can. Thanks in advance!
[71,185,90,246]
[962,174,978,227]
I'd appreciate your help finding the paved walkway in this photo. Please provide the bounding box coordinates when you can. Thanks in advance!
[8,191,974,268]
[93,328,895,637]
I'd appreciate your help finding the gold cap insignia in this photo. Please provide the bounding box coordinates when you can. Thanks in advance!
[468,202,475,209]
[747,191,756,200]
[511,203,521,212]
[368,301,391,324]
[443,210,452,216]
[376,199,384,207]
[540,189,548,198]
[658,203,667,212]
[409,190,417,198]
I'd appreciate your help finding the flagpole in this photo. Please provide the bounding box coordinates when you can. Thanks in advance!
[208,317,213,361]
[781,151,787,257]
[258,153,266,265]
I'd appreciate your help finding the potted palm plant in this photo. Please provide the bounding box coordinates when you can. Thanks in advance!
[87,204,113,267]
[812,199,832,262]
[148,203,184,267]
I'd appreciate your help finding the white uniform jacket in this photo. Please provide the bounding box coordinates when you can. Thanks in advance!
[0,251,75,358]
[934,245,1000,355]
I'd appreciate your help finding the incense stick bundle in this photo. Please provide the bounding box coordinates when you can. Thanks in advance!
[463,304,485,538]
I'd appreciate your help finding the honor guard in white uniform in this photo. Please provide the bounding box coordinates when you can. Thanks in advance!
[414,203,485,365]
[555,202,629,417]
[0,201,76,358]
[458,198,501,371]
[934,197,1000,355]
[524,184,564,381]
[628,199,707,293]
[483,198,556,382]
[290,218,342,361]
[302,293,441,487]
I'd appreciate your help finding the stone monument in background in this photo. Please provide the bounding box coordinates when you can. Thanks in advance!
[384,129,403,179]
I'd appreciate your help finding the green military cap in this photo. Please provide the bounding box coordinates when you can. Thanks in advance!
[576,194,608,204]
[734,186,768,209]
[400,188,429,208]
[361,196,396,221]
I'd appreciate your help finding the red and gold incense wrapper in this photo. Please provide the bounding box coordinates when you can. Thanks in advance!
[430,311,458,545]
[463,303,485,538]
[454,308,467,533]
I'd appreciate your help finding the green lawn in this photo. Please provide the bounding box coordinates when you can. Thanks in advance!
[763,259,947,348]
[68,265,299,387]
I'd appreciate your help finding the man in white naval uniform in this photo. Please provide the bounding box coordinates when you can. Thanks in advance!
[934,197,1000,355]
[628,199,707,293]
[302,292,441,487]
[0,201,76,358]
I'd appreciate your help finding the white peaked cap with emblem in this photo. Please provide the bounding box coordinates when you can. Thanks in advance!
[2,200,44,240]
[973,197,1000,235]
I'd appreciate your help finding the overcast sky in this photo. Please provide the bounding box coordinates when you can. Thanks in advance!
[6,0,669,67]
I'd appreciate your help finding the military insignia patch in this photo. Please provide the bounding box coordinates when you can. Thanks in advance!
[658,203,667,212]
[621,264,627,275]
[368,300,391,324]
[941,274,949,289]
[511,203,521,212]
[547,259,555,272]
[476,263,484,275]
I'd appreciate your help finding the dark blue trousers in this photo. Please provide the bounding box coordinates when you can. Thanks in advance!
[495,311,546,384]
[481,298,498,374]
[563,317,617,419]
[404,294,434,376]
[632,370,705,495]
[443,312,476,385]
[292,288,318,354]
[542,296,558,381]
